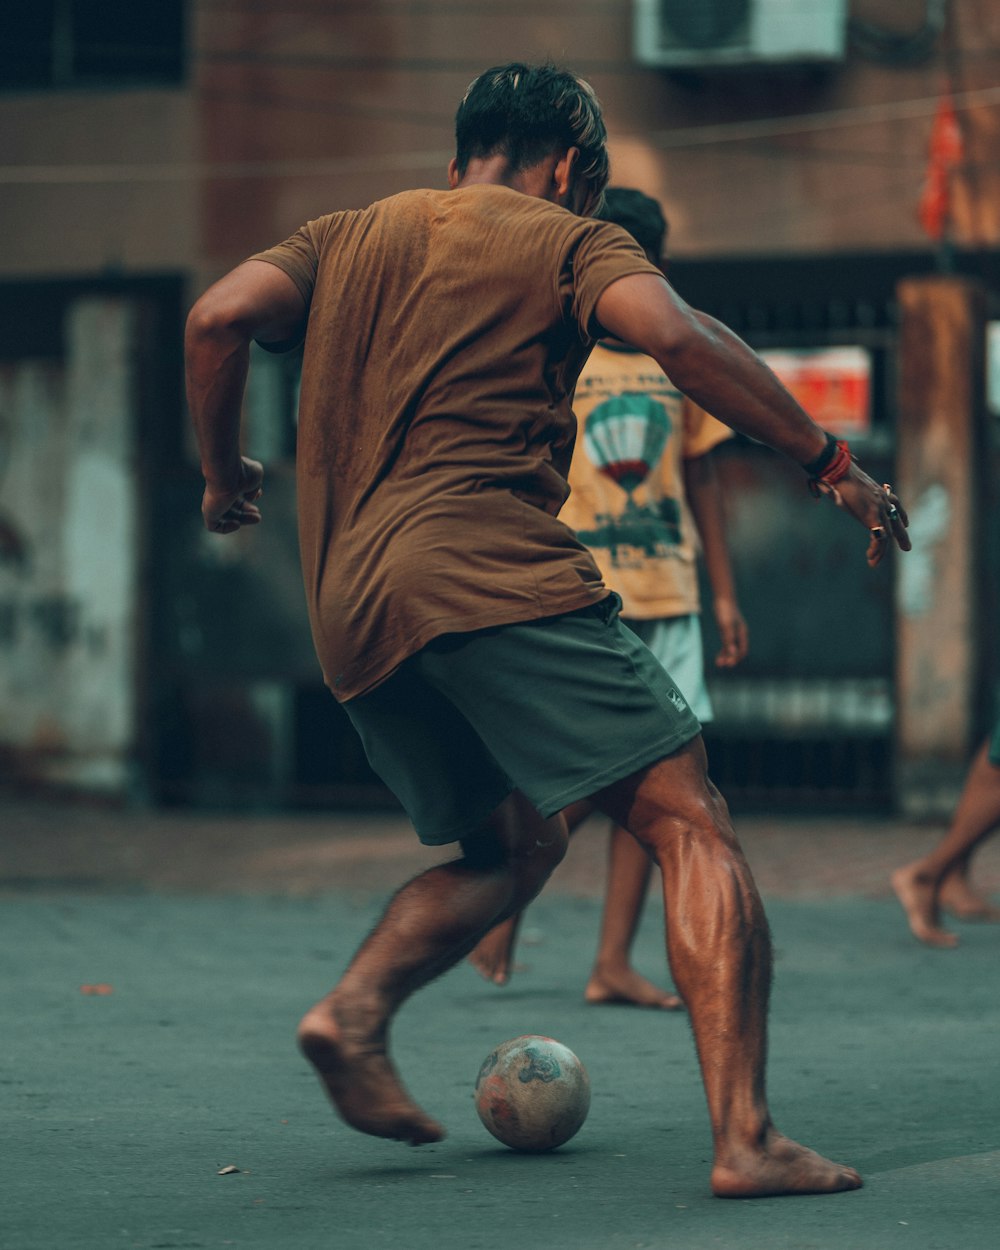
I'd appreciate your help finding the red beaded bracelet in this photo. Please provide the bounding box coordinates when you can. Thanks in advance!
[807,439,852,498]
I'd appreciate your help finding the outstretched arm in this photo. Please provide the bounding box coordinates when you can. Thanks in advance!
[683,451,747,668]
[185,260,307,533]
[595,273,910,566]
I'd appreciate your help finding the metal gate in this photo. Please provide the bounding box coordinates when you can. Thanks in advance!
[672,251,901,811]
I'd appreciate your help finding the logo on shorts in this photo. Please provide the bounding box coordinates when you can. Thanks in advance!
[666,687,688,712]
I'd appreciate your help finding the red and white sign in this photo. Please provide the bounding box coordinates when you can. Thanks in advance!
[761,346,872,436]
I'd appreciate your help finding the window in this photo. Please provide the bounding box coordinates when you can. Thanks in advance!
[1,1,185,90]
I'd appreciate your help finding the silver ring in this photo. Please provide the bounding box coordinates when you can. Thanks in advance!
[870,525,886,539]
[887,505,899,520]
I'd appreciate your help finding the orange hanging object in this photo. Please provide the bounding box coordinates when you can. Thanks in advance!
[918,95,965,241]
[928,95,964,166]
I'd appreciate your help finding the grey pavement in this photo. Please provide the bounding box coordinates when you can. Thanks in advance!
[2,800,999,1250]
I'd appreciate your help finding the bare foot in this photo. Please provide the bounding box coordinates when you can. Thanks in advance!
[890,865,959,948]
[297,999,444,1146]
[712,1128,862,1198]
[468,915,519,985]
[584,966,684,1010]
[939,873,1000,922]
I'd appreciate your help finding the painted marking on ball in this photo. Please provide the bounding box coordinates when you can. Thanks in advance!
[518,1045,561,1083]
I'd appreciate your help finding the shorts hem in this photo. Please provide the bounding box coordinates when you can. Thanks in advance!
[412,779,516,847]
[533,721,701,819]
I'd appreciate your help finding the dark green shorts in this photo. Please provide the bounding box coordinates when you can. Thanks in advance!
[343,594,702,845]
[990,714,1000,767]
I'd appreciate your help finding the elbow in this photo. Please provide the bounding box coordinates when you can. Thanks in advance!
[185,290,247,355]
[186,295,221,346]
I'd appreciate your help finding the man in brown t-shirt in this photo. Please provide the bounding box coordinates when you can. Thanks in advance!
[186,62,908,1198]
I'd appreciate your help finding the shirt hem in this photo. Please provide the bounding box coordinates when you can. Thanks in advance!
[336,586,609,702]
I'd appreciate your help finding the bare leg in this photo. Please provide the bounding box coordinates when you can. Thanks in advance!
[939,861,1000,921]
[584,824,683,1010]
[468,798,593,984]
[298,790,567,1145]
[594,737,861,1198]
[466,911,523,986]
[892,739,1000,947]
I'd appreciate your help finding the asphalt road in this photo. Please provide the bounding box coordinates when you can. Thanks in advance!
[2,801,999,1250]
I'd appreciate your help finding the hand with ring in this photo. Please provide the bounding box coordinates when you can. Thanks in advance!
[834,468,910,566]
[862,480,909,565]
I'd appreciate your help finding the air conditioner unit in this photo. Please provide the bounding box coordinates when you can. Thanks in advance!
[633,0,847,69]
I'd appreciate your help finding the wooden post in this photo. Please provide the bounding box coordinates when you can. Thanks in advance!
[894,276,987,816]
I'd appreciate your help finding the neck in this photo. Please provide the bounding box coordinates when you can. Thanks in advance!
[452,153,567,207]
[454,155,520,190]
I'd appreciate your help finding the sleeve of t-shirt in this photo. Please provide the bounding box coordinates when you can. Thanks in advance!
[247,219,331,304]
[681,400,734,459]
[245,215,344,350]
[563,220,664,340]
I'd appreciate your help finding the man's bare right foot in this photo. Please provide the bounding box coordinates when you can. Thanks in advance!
[584,966,683,1010]
[297,1000,444,1146]
[711,1129,862,1199]
[891,865,958,948]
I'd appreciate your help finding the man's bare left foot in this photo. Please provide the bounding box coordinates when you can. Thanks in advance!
[468,915,519,985]
[711,1128,862,1199]
[298,999,445,1146]
[584,966,683,1010]
[891,866,958,948]
[939,874,1000,922]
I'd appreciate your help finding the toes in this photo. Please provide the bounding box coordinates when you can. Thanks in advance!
[406,1123,445,1146]
[917,927,959,948]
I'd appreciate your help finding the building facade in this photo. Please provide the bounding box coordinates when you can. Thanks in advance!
[1,0,998,810]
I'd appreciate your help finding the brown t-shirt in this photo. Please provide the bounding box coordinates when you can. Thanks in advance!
[250,185,660,700]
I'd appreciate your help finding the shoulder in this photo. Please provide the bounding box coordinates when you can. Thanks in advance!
[306,191,434,240]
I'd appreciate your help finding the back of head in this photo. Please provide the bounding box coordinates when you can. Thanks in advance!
[455,63,610,211]
[597,187,667,260]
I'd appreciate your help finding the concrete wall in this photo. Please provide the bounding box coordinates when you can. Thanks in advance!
[0,299,140,792]
[194,0,1000,275]
[0,90,197,278]
[2,2,998,804]
[1,3,996,280]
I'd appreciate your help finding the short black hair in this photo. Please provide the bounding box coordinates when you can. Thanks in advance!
[597,187,668,258]
[455,63,609,207]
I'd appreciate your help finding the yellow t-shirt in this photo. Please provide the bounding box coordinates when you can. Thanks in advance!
[562,343,732,620]
[249,186,661,700]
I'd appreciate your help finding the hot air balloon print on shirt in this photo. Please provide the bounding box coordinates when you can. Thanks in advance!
[576,392,682,563]
[584,392,671,495]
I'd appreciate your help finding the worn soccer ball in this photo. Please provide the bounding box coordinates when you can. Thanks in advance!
[474,1035,591,1152]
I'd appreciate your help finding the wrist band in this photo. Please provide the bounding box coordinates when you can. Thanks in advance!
[807,437,853,498]
[802,432,839,477]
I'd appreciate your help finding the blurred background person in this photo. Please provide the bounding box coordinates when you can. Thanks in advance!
[892,719,1000,946]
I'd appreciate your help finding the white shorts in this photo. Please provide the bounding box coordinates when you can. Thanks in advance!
[623,612,713,724]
